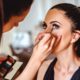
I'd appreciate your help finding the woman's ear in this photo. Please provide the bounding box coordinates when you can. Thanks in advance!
[71,30,80,43]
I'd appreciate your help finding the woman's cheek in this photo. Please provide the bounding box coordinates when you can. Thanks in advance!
[52,33,62,49]
[52,31,62,39]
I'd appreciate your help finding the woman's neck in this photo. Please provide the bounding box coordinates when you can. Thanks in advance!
[55,46,78,72]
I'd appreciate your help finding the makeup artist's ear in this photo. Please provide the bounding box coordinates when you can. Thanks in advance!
[71,30,80,43]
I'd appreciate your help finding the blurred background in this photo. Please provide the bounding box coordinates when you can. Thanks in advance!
[0,0,80,61]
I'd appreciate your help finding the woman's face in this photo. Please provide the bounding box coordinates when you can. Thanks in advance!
[41,9,74,53]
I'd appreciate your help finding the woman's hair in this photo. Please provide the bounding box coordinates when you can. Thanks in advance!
[50,3,80,57]
[3,0,33,24]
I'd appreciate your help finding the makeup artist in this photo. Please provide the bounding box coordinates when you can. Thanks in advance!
[0,0,33,79]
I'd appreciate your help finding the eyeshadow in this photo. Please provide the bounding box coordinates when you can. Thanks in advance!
[8,57,15,63]
[0,55,16,78]
[3,62,11,69]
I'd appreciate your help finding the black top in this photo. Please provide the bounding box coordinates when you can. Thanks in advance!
[44,58,80,80]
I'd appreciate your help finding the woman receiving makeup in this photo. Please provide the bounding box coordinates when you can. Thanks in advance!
[17,3,80,80]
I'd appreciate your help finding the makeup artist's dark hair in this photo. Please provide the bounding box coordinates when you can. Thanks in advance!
[0,0,33,41]
[0,0,4,41]
[3,0,33,24]
[50,3,80,57]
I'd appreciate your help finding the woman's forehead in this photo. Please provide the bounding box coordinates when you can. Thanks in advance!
[45,9,65,19]
[44,9,66,22]
[45,9,72,24]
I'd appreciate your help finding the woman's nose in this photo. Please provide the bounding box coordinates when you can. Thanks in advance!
[44,27,52,33]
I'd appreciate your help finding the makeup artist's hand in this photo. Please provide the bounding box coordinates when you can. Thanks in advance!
[16,32,61,80]
[32,32,56,63]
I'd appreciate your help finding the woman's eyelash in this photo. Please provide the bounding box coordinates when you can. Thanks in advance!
[52,24,60,29]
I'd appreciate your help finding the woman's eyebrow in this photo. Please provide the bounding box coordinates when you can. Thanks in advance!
[50,21,62,25]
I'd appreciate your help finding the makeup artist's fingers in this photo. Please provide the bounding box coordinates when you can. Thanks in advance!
[48,37,56,51]
[35,32,57,50]
[43,33,56,45]
[35,32,44,45]
[43,34,56,49]
[32,34,57,62]
[35,32,52,46]
[38,33,52,46]
[52,35,62,51]
[37,33,56,54]
[41,36,53,51]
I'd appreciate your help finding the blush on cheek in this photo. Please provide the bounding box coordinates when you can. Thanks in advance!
[53,33,62,40]
[52,31,62,37]
[56,35,71,53]
[52,35,62,53]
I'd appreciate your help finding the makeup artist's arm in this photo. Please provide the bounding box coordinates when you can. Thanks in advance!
[16,33,55,80]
